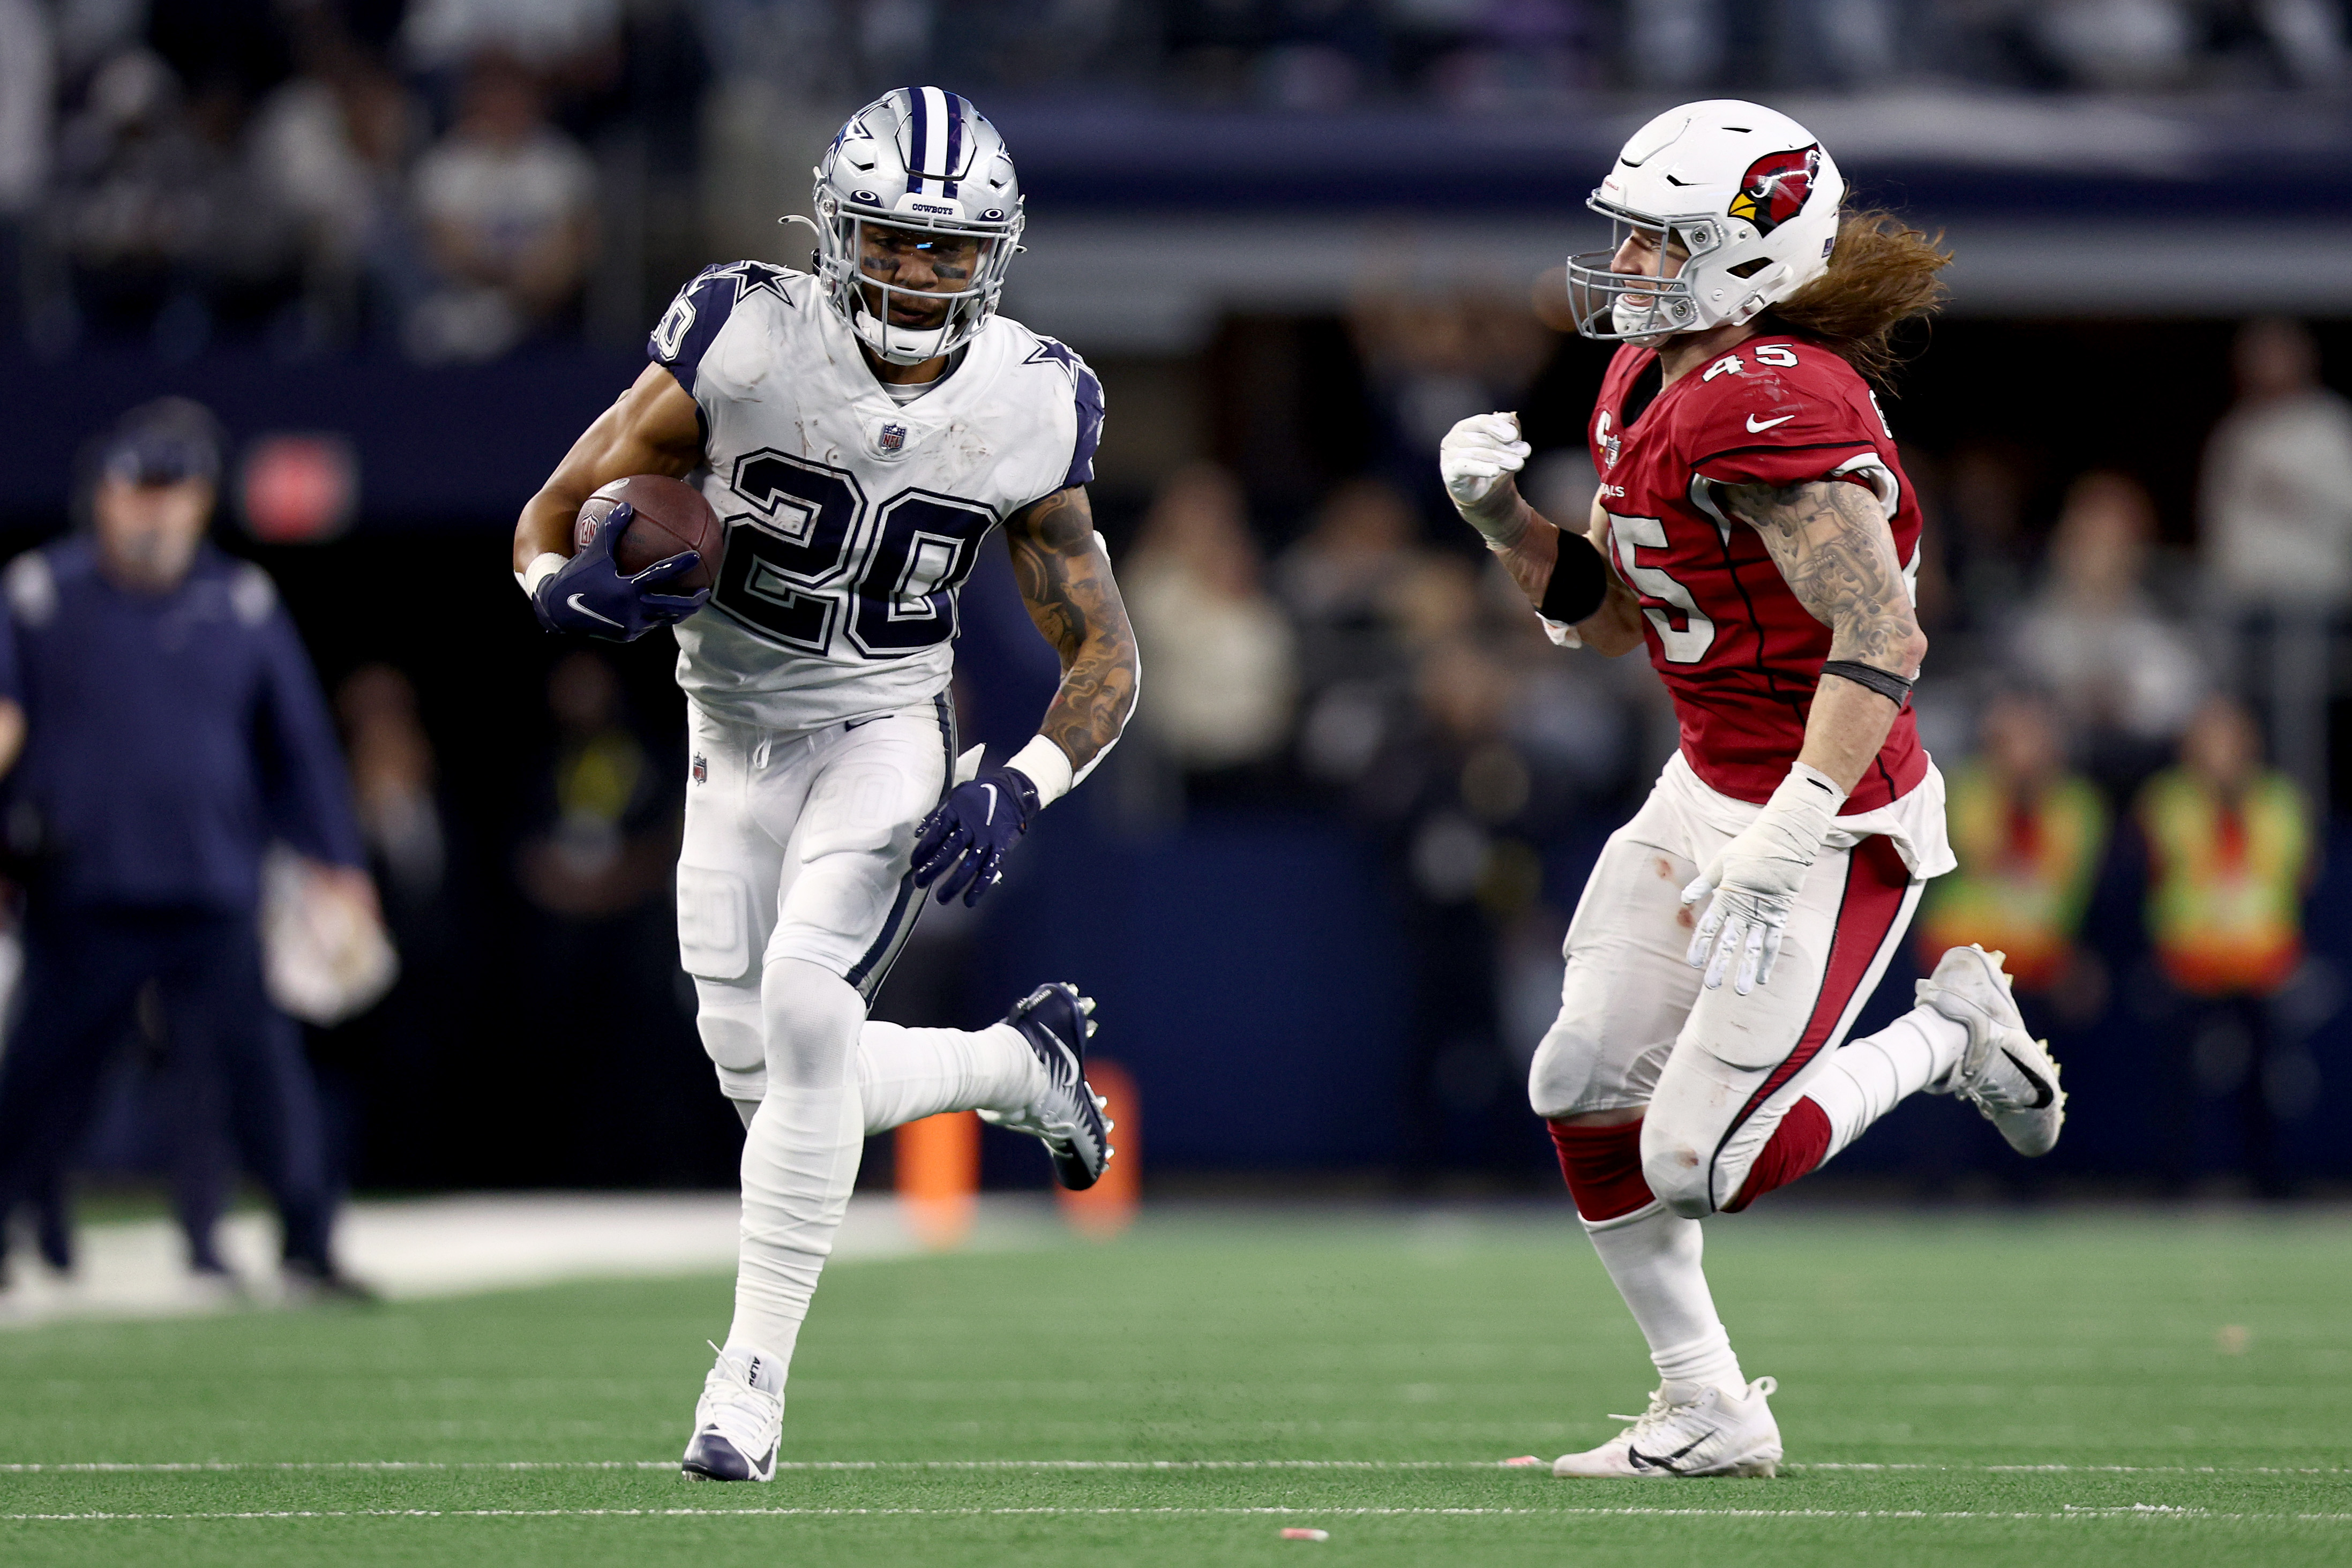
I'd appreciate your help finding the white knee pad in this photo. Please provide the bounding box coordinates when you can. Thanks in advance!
[1527,1004,1673,1122]
[694,979,768,1102]
[1528,1014,1602,1121]
[762,956,866,1089]
[1639,1112,1719,1220]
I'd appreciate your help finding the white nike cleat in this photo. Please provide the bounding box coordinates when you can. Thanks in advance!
[1551,1377,1782,1479]
[680,1344,782,1482]
[1915,944,2066,1157]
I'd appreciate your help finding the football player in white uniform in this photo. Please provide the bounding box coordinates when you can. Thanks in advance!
[510,87,1140,1481]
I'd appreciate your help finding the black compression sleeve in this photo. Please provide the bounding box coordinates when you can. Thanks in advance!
[1538,531,1611,626]
[1818,659,1914,707]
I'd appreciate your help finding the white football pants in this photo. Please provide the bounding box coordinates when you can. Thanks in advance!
[675,698,1039,1371]
[1530,751,1950,1217]
[678,697,957,1099]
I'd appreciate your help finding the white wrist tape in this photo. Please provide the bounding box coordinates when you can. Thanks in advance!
[1752,760,1847,867]
[1537,615,1584,650]
[1006,734,1075,808]
[518,552,566,600]
[1463,489,1530,551]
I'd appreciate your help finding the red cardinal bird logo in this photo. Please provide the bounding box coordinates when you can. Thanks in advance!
[1728,145,1821,236]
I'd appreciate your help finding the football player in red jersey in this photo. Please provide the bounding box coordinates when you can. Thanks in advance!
[1440,101,2068,1477]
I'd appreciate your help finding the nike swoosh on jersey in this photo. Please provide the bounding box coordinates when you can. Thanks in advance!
[1744,413,1796,433]
[566,594,626,628]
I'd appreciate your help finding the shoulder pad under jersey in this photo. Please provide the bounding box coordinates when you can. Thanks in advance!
[649,261,804,394]
[1680,339,1881,490]
[1017,332,1106,492]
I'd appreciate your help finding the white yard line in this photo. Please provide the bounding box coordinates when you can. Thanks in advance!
[0,1194,1062,1329]
[7,1505,2351,1524]
[1804,1462,2352,1475]
[4,1458,2347,1475]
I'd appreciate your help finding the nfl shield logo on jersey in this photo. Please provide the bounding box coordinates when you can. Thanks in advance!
[878,423,907,454]
[692,753,708,785]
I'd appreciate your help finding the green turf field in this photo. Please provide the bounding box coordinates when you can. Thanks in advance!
[4,1205,2350,1567]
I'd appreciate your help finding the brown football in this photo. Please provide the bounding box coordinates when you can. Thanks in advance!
[576,474,722,591]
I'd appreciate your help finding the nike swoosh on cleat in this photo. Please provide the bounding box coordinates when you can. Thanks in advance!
[566,594,626,628]
[1626,1435,1709,1474]
[1999,1048,2056,1109]
[1745,413,1795,432]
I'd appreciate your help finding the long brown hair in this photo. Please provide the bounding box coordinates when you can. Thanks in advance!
[1767,211,1951,391]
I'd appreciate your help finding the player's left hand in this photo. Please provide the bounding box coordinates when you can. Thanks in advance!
[1680,851,1803,995]
[911,764,1043,906]
[1679,762,1846,994]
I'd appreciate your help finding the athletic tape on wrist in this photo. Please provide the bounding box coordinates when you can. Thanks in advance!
[1006,733,1074,808]
[1819,659,1913,708]
[1538,531,1611,627]
[519,552,566,601]
[1781,759,1847,809]
[1464,491,1527,551]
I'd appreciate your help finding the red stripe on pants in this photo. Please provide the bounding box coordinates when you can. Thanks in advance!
[1722,1097,1831,1212]
[1718,834,1913,1211]
[1549,1117,1652,1222]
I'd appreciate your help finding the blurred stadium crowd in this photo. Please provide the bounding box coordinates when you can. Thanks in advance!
[2,3,2351,1290]
[1,0,2348,362]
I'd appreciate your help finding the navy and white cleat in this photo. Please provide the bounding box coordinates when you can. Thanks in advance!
[980,982,1114,1190]
[680,1344,782,1482]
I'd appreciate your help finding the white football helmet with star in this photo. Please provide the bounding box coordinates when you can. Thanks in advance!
[801,86,1024,366]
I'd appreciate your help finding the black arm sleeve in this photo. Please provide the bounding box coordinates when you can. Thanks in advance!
[1537,530,1611,626]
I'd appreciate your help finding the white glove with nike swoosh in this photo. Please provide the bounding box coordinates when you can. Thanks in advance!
[1680,761,1845,994]
[1440,412,1533,550]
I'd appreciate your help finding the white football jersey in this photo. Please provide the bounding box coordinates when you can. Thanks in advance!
[648,260,1104,733]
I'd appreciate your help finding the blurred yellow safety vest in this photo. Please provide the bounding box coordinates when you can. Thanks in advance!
[2136,769,2310,997]
[1917,765,2108,989]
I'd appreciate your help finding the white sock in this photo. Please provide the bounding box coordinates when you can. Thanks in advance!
[856,1022,1043,1135]
[726,959,867,1374]
[729,1085,861,1369]
[1583,1203,1746,1397]
[1805,1005,1969,1162]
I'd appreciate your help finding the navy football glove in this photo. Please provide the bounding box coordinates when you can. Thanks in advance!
[532,501,709,642]
[911,765,1042,906]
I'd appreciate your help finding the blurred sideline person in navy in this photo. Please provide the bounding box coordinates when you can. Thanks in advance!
[0,399,374,1298]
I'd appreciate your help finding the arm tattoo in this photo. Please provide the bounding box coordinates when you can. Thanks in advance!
[1719,478,1922,676]
[1003,484,1139,773]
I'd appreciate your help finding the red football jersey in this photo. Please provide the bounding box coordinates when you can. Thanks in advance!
[1585,333,1928,813]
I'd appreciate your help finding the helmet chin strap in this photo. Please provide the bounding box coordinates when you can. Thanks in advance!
[1611,295,1678,348]
[852,295,950,366]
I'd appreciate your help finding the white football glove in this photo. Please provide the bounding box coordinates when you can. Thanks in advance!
[1439,412,1533,549]
[1680,762,1846,994]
